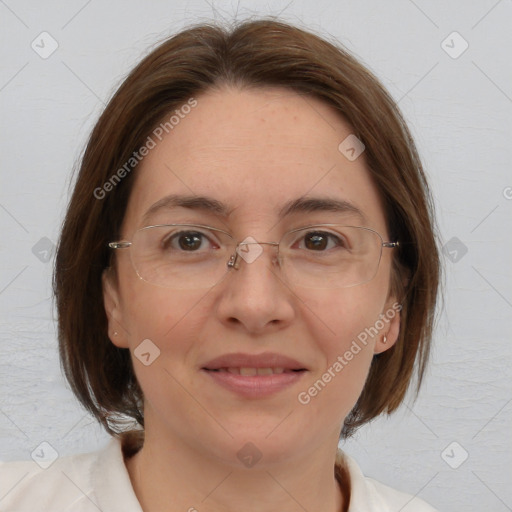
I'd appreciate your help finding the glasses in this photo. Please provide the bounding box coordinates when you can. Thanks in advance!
[108,223,398,290]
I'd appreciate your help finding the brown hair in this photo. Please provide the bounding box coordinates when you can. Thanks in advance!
[54,17,440,439]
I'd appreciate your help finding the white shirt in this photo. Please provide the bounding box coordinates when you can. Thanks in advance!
[0,438,438,511]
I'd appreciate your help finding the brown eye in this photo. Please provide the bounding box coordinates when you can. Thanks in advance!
[162,231,209,252]
[304,232,329,250]
[177,232,203,251]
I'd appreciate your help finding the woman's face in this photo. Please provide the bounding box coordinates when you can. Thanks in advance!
[104,86,400,465]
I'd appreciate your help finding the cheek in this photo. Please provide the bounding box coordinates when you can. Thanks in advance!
[117,251,193,334]
[118,281,211,403]
[296,287,386,418]
[114,278,223,438]
[304,284,387,352]
[116,263,210,363]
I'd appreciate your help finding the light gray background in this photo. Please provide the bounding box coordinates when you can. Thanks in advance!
[1,1,511,511]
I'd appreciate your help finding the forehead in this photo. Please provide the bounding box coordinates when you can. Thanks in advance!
[123,86,386,233]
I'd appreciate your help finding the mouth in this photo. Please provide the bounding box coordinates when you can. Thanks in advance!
[204,367,306,376]
[201,352,308,398]
[201,351,308,374]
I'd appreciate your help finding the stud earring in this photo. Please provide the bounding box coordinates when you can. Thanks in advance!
[114,331,118,336]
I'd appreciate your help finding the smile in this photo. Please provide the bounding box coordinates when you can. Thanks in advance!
[206,367,304,376]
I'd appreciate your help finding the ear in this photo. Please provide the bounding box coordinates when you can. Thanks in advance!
[373,299,402,354]
[102,268,129,348]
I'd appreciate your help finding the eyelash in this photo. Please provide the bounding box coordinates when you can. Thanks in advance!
[163,229,346,252]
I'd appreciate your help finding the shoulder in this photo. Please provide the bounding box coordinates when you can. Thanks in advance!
[0,448,99,512]
[0,438,142,512]
[340,452,439,512]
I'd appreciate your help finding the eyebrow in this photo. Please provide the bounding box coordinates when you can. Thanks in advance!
[142,194,230,225]
[278,196,365,222]
[142,194,366,225]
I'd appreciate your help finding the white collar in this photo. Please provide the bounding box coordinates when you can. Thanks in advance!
[93,438,435,512]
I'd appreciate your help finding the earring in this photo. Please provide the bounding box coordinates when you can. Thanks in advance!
[383,335,387,344]
[114,331,118,336]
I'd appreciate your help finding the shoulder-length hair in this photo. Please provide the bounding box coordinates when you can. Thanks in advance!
[54,17,440,439]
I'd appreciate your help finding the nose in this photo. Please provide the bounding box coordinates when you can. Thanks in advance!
[214,241,296,334]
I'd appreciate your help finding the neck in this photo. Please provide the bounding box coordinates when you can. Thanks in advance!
[123,429,348,512]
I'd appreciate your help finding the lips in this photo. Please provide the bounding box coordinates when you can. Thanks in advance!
[201,352,308,398]
[202,352,308,373]
[210,367,292,375]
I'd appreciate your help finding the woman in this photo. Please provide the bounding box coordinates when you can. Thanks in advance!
[0,18,440,511]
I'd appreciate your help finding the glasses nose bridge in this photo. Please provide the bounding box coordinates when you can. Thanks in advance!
[227,239,280,270]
